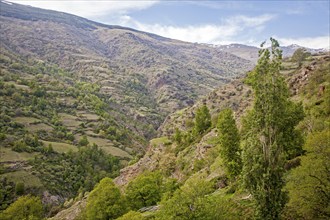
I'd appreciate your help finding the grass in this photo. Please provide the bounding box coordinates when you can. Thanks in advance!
[59,113,82,129]
[12,117,53,132]
[12,116,40,124]
[74,134,132,158]
[41,140,78,153]
[100,146,132,158]
[29,123,53,132]
[5,81,30,91]
[0,147,39,162]
[1,170,43,188]
[56,96,76,105]
[85,130,101,137]
[77,111,100,121]
[150,136,171,146]
[14,84,30,91]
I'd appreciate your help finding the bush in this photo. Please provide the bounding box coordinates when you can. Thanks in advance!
[116,211,144,220]
[126,171,163,210]
[86,178,126,220]
[0,195,44,220]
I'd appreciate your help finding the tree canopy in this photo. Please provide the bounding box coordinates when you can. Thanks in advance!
[85,177,126,220]
[241,38,304,219]
[194,104,211,135]
[125,171,164,210]
[0,195,43,220]
[217,108,241,178]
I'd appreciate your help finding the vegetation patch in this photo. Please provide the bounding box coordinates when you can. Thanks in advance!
[59,113,82,129]
[150,136,171,146]
[41,140,78,153]
[28,123,53,132]
[1,170,43,188]
[77,111,100,121]
[74,135,131,158]
[0,147,38,162]
[12,117,40,125]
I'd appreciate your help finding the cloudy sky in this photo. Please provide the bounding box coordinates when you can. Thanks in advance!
[7,0,330,49]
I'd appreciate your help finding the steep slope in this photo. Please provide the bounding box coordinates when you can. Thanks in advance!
[0,1,253,122]
[0,1,254,214]
[50,52,329,220]
[114,53,330,186]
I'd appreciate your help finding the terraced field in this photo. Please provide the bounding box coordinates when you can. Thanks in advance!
[41,140,78,153]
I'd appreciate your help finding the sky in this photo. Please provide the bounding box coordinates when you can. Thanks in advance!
[6,0,330,49]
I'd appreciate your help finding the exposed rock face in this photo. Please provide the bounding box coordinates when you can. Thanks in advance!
[42,191,64,207]
[288,60,318,95]
[49,197,87,220]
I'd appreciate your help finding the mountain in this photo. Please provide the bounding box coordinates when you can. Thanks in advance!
[2,1,329,219]
[0,0,253,212]
[0,1,253,117]
[52,52,330,220]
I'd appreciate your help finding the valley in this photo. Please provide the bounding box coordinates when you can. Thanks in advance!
[0,1,329,220]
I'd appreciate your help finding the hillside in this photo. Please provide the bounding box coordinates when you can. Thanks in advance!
[116,52,330,185]
[48,51,329,219]
[0,1,253,118]
[1,1,329,219]
[0,0,254,215]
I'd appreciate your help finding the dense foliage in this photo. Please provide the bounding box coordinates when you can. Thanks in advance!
[285,130,330,219]
[125,171,178,210]
[194,104,211,135]
[31,144,120,198]
[172,105,212,154]
[241,38,304,219]
[85,178,126,220]
[0,195,43,220]
[217,108,241,178]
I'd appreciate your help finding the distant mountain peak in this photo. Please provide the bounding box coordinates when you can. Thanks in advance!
[287,44,303,48]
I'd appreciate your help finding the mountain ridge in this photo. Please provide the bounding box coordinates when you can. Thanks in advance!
[0,0,254,125]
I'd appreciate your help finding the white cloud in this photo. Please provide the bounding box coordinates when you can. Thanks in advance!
[277,36,330,49]
[9,0,159,18]
[227,14,275,27]
[117,14,276,45]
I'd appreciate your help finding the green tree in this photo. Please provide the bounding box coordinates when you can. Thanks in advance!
[15,182,25,195]
[194,104,211,135]
[157,176,213,220]
[126,171,163,210]
[284,130,330,219]
[0,195,43,220]
[86,177,126,220]
[78,135,89,146]
[241,38,304,219]
[217,108,241,178]
[0,178,15,210]
[116,211,144,220]
[291,48,311,67]
[173,128,182,144]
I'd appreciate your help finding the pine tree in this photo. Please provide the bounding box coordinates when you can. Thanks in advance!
[217,108,241,178]
[241,38,304,219]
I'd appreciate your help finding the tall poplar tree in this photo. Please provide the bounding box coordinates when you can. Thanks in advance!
[217,108,241,178]
[241,38,304,219]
